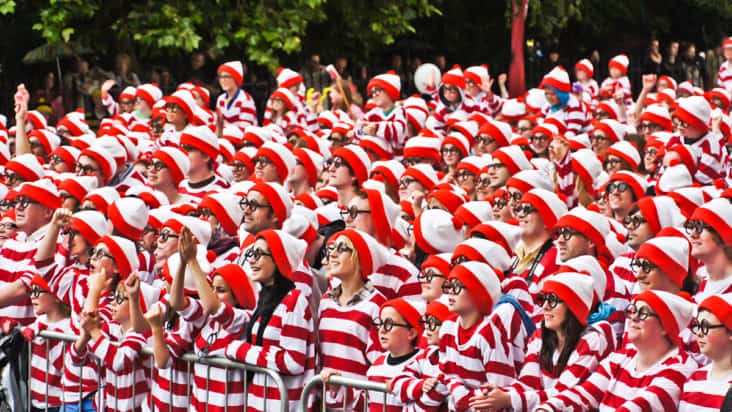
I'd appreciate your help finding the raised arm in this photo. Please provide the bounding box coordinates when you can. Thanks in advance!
[179,228,220,314]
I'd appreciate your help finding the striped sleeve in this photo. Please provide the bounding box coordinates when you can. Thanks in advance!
[369,107,408,152]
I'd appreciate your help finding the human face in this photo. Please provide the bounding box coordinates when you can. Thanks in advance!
[506,188,523,212]
[212,275,237,307]
[398,176,425,202]
[183,145,211,175]
[30,286,55,315]
[441,145,462,167]
[76,155,105,187]
[455,169,476,194]
[544,88,560,106]
[694,310,732,359]
[242,191,276,234]
[328,157,355,189]
[538,292,568,331]
[153,228,179,271]
[491,196,512,222]
[487,161,510,188]
[515,203,544,238]
[253,156,280,182]
[687,220,721,260]
[247,239,277,286]
[370,87,392,108]
[609,67,622,79]
[111,284,130,323]
[530,133,550,155]
[625,301,665,344]
[590,132,612,156]
[625,213,652,250]
[517,120,533,139]
[475,173,492,200]
[141,226,159,253]
[146,159,174,189]
[377,306,416,354]
[217,72,237,93]
[443,278,472,314]
[474,134,498,156]
[166,103,187,126]
[422,315,442,346]
[49,154,71,173]
[442,85,460,104]
[14,197,50,233]
[326,237,358,279]
[465,79,481,98]
[606,181,634,216]
[61,193,79,212]
[0,218,18,241]
[555,227,592,261]
[229,161,251,182]
[198,208,219,233]
[63,227,91,259]
[344,197,374,236]
[632,257,676,293]
[604,155,625,175]
[328,133,349,150]
[643,146,661,172]
[419,267,446,302]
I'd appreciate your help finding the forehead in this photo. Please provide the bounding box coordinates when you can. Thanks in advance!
[379,305,405,321]
[697,309,721,323]
[252,238,269,251]
[247,190,267,202]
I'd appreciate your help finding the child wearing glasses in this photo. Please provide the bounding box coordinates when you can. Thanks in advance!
[361,72,407,154]
[688,199,732,302]
[679,293,732,411]
[469,272,612,411]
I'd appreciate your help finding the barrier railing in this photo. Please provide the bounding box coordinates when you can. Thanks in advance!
[300,374,390,412]
[28,329,289,412]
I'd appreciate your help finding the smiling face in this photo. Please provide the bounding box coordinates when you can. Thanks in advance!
[344,196,374,236]
[242,191,276,234]
[326,236,359,280]
[247,239,277,286]
[212,274,237,307]
[31,287,56,315]
[419,267,446,302]
[111,283,130,324]
[542,299,568,331]
[695,310,732,360]
[626,301,666,345]
[487,162,510,188]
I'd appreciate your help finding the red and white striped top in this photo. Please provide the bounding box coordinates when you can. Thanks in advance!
[0,226,47,325]
[539,347,697,412]
[263,109,304,131]
[371,253,422,300]
[391,345,448,411]
[578,79,600,108]
[366,350,422,412]
[718,60,732,90]
[25,316,73,409]
[541,95,592,137]
[477,92,503,117]
[439,315,515,411]
[364,106,408,153]
[225,288,316,412]
[216,89,258,130]
[679,364,732,412]
[426,97,482,134]
[600,76,632,105]
[695,274,732,303]
[687,131,726,184]
[177,174,231,200]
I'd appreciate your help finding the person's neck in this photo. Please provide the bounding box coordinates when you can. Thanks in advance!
[459,309,483,330]
[21,221,46,237]
[120,320,131,334]
[705,252,732,281]
[710,352,732,379]
[157,183,182,204]
[634,338,673,372]
[336,185,356,207]
[338,273,365,303]
[226,88,238,99]
[389,344,416,359]
[380,102,395,112]
[612,207,630,223]
[556,330,566,352]
[45,306,67,323]
[188,168,214,184]
[522,230,551,252]
[174,121,187,132]
[288,179,310,196]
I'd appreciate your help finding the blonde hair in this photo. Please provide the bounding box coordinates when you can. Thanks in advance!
[575,177,594,207]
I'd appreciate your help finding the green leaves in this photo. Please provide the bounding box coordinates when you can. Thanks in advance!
[0,0,15,15]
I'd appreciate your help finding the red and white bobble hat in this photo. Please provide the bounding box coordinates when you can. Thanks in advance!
[212,264,256,309]
[557,255,607,301]
[293,148,324,188]
[555,206,610,249]
[464,64,489,87]
[698,292,732,331]
[125,186,169,209]
[479,120,513,147]
[59,175,98,202]
[636,236,690,287]
[136,83,163,107]
[56,115,90,137]
[525,88,548,112]
[243,126,273,148]
[456,156,490,177]
[540,66,571,93]
[633,290,694,347]
[609,54,630,75]
[256,141,296,183]
[217,139,236,163]
[276,67,303,89]
[442,133,471,157]
[359,136,392,161]
[414,208,465,254]
[453,238,512,273]
[51,146,81,168]
[668,186,706,219]
[6,154,45,182]
[451,121,479,142]
[28,130,60,155]
[381,298,427,335]
[199,192,244,236]
[284,205,319,243]
[332,145,372,185]
[635,196,685,235]
[639,104,673,131]
[690,198,732,245]
[367,71,401,101]
[217,61,244,86]
[255,229,307,280]
[164,215,212,246]
[541,272,595,325]
[79,145,116,184]
[520,188,569,229]
[108,197,149,241]
[95,235,139,280]
[453,201,493,229]
[166,90,199,122]
[364,187,401,246]
[449,261,503,314]
[505,169,554,193]
[657,88,676,106]
[656,165,693,195]
[593,119,626,143]
[426,188,468,214]
[18,179,62,210]
[492,145,534,175]
[403,95,429,130]
[467,221,521,256]
[403,137,442,164]
[25,110,48,131]
[270,87,298,111]
[334,229,388,277]
[402,164,440,191]
[82,187,120,214]
[370,160,405,189]
[570,149,606,197]
[605,140,641,171]
[500,100,527,123]
[152,147,190,185]
[532,122,559,141]
[69,210,110,248]
[575,58,594,77]
[441,65,466,90]
[596,100,622,121]
[248,181,293,228]
[708,87,731,108]
[673,96,711,132]
[668,143,701,175]
[607,171,648,199]
[181,125,220,161]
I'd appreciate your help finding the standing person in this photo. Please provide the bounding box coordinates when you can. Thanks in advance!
[643,39,663,75]
[575,59,599,107]
[672,96,724,184]
[718,37,732,89]
[600,54,632,105]
[664,41,684,81]
[540,67,591,137]
[216,61,257,131]
[687,199,732,301]
[681,43,706,88]
[178,125,230,198]
[360,72,408,154]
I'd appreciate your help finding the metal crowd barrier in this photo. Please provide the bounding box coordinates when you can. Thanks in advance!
[300,374,390,412]
[29,329,289,412]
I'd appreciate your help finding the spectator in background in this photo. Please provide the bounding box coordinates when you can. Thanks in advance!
[681,43,706,88]
[663,40,684,81]
[185,51,214,88]
[301,54,330,93]
[113,53,141,89]
[642,38,663,74]
[590,50,603,81]
[704,44,723,87]
[334,56,352,82]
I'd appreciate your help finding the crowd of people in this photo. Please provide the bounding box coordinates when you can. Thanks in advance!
[0,33,731,412]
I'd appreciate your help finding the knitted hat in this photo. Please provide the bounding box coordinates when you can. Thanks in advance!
[217,61,244,86]
[453,201,493,229]
[367,71,401,101]
[6,154,44,182]
[708,88,731,108]
[243,126,273,147]
[609,54,629,75]
[364,187,400,246]
[441,65,466,90]
[212,264,256,309]
[540,66,571,93]
[690,198,732,245]
[181,125,219,161]
[426,189,467,215]
[96,235,139,280]
[69,210,110,245]
[592,119,626,144]
[633,290,694,347]
[698,293,732,331]
[270,87,298,111]
[479,120,513,147]
[425,295,452,322]
[449,261,503,314]
[403,95,429,130]
[163,215,212,246]
[165,90,198,122]
[638,104,673,131]
[451,121,479,142]
[108,197,149,241]
[467,221,521,257]
[520,188,568,229]
[359,136,392,161]
[403,137,442,164]
[596,100,622,121]
[135,83,163,107]
[293,148,324,187]
[421,253,452,277]
[334,229,387,277]
[555,206,610,248]
[605,141,641,170]
[673,96,711,132]
[635,196,685,235]
[18,180,61,210]
[28,130,60,155]
[453,238,512,273]
[151,147,190,184]
[456,156,490,177]
[58,175,97,202]
[256,141,296,183]
[656,165,693,195]
[370,160,405,189]
[464,64,489,87]
[492,145,534,175]
[668,143,700,176]
[636,236,690,287]
[658,75,677,90]
[442,133,471,157]
[332,145,371,185]
[56,116,90,137]
[500,99,527,122]
[381,298,426,335]
[124,186,169,209]
[199,192,243,235]
[50,146,81,168]
[570,149,605,197]
[606,171,648,200]
[414,208,465,254]
[541,272,595,325]
[248,181,292,228]
[574,58,594,77]
[255,229,307,280]
[668,186,706,219]
[402,164,440,191]
[80,145,117,184]
[557,255,607,301]
[276,67,303,88]
[505,169,554,193]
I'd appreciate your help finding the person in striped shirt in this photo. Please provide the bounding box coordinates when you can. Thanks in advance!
[687,199,732,302]
[679,293,732,411]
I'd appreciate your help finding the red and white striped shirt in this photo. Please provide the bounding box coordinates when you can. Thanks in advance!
[541,95,592,137]
[718,60,732,90]
[600,76,632,105]
[0,225,47,325]
[391,345,448,411]
[366,350,422,412]
[695,273,732,303]
[679,364,732,412]
[476,92,503,117]
[363,106,408,153]
[178,174,231,200]
[25,316,73,409]
[216,89,258,130]
[371,252,422,300]
[686,131,726,184]
[225,288,316,412]
[426,97,482,134]
[438,315,515,411]
[540,347,697,412]
[578,79,600,108]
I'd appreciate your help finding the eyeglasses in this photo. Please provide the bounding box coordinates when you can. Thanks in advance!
[637,122,662,132]
[643,148,659,158]
[254,157,273,167]
[605,158,623,168]
[165,104,180,112]
[217,73,233,80]
[399,177,417,188]
[229,161,247,171]
[589,134,609,144]
[554,227,582,241]
[492,198,508,210]
[144,226,159,236]
[196,208,213,218]
[181,144,200,154]
[417,269,445,283]
[90,247,114,261]
[623,214,647,230]
[478,177,491,188]
[605,181,630,195]
[0,222,17,230]
[30,285,48,298]
[530,134,549,144]
[518,126,533,133]
[450,255,469,269]
[239,198,273,212]
[49,155,65,165]
[536,292,563,309]
[476,136,495,146]
[512,204,536,218]
[507,190,523,202]
[158,230,179,243]
[327,241,353,256]
[441,278,466,295]
[244,247,272,262]
[630,257,657,274]
[443,86,459,94]
[3,172,20,185]
[420,315,442,332]
[76,163,99,175]
[690,318,727,336]
[330,157,348,170]
[119,99,135,106]
[370,87,384,97]
[112,291,129,305]
[684,220,714,236]
[441,146,462,156]
[340,206,371,220]
[487,162,506,170]
[150,161,168,171]
[672,117,689,129]
[328,135,349,145]
[373,317,412,332]
[455,170,475,181]
[61,227,79,238]
[14,197,39,211]
[625,303,659,321]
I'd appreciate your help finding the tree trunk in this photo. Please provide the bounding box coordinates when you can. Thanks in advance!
[509,0,528,97]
